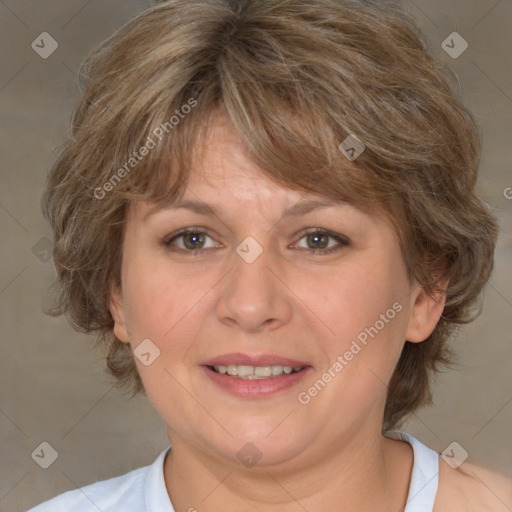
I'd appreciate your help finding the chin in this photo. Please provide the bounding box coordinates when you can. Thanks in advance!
[202,423,314,469]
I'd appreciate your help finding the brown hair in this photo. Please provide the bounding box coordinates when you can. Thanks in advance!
[43,0,498,431]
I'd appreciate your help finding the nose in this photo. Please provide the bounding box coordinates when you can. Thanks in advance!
[215,238,293,333]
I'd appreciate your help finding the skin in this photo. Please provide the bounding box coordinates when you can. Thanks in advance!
[109,114,510,511]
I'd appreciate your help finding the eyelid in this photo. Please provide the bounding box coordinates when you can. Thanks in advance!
[294,227,349,243]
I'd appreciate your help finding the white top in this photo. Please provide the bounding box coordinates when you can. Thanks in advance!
[26,431,439,511]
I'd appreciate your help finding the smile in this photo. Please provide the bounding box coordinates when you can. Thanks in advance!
[210,364,304,379]
[201,364,311,398]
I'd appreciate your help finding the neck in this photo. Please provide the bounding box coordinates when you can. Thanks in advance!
[163,424,413,512]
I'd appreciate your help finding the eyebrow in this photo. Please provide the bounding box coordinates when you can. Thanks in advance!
[143,198,348,222]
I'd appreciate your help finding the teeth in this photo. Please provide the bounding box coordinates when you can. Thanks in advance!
[237,365,254,377]
[226,365,238,376]
[255,366,272,377]
[212,364,303,379]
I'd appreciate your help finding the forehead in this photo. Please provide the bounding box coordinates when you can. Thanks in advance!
[137,115,365,221]
[189,114,269,182]
[167,114,336,207]
[184,114,350,206]
[130,112,393,235]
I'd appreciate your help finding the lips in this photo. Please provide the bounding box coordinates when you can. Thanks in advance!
[201,365,312,398]
[200,353,312,398]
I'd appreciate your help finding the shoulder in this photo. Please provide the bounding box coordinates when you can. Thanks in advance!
[435,459,512,512]
[25,464,149,512]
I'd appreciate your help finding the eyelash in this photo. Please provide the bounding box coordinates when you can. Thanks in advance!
[163,227,349,255]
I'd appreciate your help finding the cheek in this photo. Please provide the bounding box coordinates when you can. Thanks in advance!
[308,258,410,374]
[121,254,178,340]
[121,255,212,358]
[312,264,404,334]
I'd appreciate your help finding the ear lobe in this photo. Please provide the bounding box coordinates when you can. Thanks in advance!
[109,284,130,343]
[405,282,447,343]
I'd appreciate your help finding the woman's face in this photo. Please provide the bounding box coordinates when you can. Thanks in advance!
[110,115,444,470]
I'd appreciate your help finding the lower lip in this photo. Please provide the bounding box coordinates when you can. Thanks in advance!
[201,365,312,398]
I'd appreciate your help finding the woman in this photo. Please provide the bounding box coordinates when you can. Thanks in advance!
[28,0,511,510]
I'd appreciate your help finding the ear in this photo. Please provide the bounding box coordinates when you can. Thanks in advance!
[109,284,130,343]
[405,282,447,343]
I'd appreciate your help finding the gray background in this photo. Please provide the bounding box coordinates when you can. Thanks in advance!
[0,1,510,511]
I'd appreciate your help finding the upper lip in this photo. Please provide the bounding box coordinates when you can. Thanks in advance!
[202,353,310,368]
